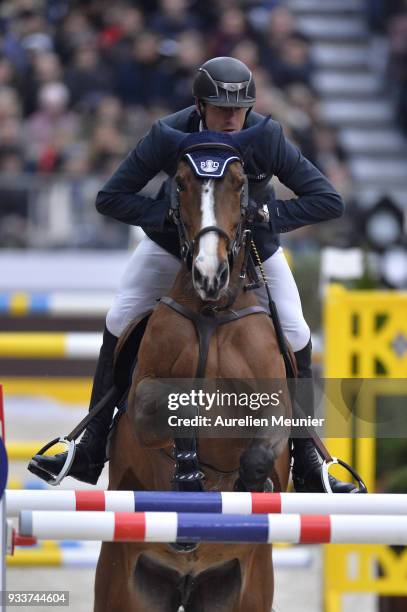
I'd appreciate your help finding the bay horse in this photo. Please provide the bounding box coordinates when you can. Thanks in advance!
[94,122,292,612]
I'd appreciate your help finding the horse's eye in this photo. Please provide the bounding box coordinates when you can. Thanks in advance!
[177,182,185,192]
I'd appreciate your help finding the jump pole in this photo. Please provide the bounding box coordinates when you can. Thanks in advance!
[19,511,407,546]
[6,490,407,516]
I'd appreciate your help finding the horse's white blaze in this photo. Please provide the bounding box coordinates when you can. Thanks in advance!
[195,179,219,282]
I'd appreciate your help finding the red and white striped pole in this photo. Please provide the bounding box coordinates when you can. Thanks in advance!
[19,510,407,546]
[6,490,407,516]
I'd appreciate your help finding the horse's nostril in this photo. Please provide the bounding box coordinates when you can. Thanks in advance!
[194,267,203,284]
[217,261,229,285]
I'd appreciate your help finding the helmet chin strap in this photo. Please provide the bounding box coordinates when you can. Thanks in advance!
[197,100,207,129]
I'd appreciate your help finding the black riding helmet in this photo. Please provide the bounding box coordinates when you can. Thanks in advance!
[193,57,256,109]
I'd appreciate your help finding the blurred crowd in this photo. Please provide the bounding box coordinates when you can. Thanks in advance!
[0,0,355,247]
[367,0,407,134]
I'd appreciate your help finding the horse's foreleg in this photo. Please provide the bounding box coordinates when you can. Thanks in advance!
[239,544,274,612]
[94,543,141,612]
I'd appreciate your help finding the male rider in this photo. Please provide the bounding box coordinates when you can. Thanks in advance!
[30,57,357,493]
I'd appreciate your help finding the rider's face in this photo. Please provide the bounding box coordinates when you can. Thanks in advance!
[202,103,247,132]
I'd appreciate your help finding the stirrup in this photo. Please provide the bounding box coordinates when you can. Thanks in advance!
[32,437,77,486]
[321,457,368,494]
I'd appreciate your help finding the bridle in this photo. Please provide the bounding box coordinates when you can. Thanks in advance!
[170,142,249,271]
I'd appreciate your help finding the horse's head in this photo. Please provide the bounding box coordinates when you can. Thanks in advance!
[161,119,268,301]
[174,142,247,301]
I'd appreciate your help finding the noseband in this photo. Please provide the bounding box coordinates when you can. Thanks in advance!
[170,143,249,270]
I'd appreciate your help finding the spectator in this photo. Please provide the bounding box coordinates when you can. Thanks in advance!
[387,12,407,133]
[0,87,22,121]
[366,4,407,134]
[210,6,250,58]
[0,55,19,88]
[88,122,127,174]
[0,145,29,247]
[264,31,314,89]
[64,43,113,109]
[258,5,296,65]
[24,81,79,171]
[231,39,260,73]
[93,95,125,128]
[53,9,95,65]
[21,50,62,115]
[98,4,145,64]
[148,0,202,38]
[166,29,205,110]
[114,31,170,107]
[0,117,23,152]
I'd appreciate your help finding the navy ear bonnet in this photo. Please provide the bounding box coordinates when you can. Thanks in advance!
[158,115,270,177]
[179,131,242,179]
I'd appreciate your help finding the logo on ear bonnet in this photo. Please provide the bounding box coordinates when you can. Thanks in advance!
[201,160,219,173]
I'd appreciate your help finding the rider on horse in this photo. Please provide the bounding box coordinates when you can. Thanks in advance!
[30,56,358,494]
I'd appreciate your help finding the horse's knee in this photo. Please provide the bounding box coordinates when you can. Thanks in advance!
[237,443,276,491]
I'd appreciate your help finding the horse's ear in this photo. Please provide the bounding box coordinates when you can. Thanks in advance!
[158,121,189,158]
[231,116,271,155]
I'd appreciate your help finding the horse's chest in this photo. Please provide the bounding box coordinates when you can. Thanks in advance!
[144,313,271,378]
[165,332,252,378]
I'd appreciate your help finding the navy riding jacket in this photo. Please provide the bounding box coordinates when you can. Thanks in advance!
[96,106,344,261]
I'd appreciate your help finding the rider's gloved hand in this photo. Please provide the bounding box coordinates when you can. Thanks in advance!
[165,200,179,228]
[247,199,270,225]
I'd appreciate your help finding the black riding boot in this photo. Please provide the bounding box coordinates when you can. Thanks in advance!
[28,327,118,485]
[291,339,357,493]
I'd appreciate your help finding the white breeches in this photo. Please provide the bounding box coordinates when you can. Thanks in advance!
[106,237,310,352]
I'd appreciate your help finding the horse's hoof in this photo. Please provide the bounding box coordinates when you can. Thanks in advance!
[169,542,199,554]
[233,477,273,492]
[233,477,247,492]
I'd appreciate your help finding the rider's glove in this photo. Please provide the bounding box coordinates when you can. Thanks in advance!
[247,200,270,225]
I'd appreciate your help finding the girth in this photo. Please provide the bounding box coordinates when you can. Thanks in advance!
[160,296,269,378]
